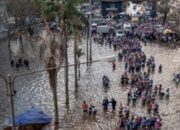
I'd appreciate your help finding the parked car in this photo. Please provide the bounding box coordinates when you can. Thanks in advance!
[116,30,125,38]
[123,23,132,32]
[92,23,97,29]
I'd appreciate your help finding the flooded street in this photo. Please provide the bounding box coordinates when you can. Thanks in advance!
[0,39,180,130]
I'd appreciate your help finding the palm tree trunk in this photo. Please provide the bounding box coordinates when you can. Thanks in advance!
[89,26,92,62]
[64,36,69,105]
[89,0,92,62]
[86,27,89,65]
[78,64,80,78]
[47,57,59,125]
[74,33,78,88]
[52,82,58,125]
[8,38,12,60]
[162,13,167,25]
[19,35,24,54]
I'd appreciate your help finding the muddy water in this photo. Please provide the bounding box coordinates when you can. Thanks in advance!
[0,39,180,130]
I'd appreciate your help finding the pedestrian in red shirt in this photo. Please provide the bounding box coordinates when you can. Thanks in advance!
[82,101,88,113]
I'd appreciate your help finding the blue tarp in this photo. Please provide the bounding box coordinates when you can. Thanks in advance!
[8,107,52,126]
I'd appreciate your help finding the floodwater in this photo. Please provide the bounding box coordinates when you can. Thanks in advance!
[0,38,180,130]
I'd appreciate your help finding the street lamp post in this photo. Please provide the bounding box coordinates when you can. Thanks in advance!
[0,74,16,130]
[8,75,16,130]
[0,55,116,130]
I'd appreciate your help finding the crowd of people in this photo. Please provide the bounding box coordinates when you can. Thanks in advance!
[115,34,166,130]
[117,106,162,130]
[134,21,177,43]
[10,58,29,70]
[79,18,176,130]
[81,101,97,117]
[81,33,167,129]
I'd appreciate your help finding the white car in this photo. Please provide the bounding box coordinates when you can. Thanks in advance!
[116,30,125,38]
[123,23,132,32]
[92,23,97,29]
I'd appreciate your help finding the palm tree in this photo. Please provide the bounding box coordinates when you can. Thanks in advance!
[73,28,79,88]
[36,0,63,125]
[40,23,62,125]
[59,0,88,99]
[72,17,87,87]
[69,3,88,88]
[58,1,70,105]
[37,1,87,124]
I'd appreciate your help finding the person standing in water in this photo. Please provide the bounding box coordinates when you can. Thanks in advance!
[82,101,88,114]
[102,97,109,111]
[110,98,117,111]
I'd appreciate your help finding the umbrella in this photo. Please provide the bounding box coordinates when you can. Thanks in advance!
[7,107,52,126]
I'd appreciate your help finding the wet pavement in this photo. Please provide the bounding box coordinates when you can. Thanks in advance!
[0,38,180,130]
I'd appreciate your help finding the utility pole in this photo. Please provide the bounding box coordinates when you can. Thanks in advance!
[89,0,92,62]
[8,75,16,130]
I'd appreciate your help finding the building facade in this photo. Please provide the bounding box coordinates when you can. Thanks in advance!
[101,0,123,17]
[144,0,157,18]
[101,0,145,17]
